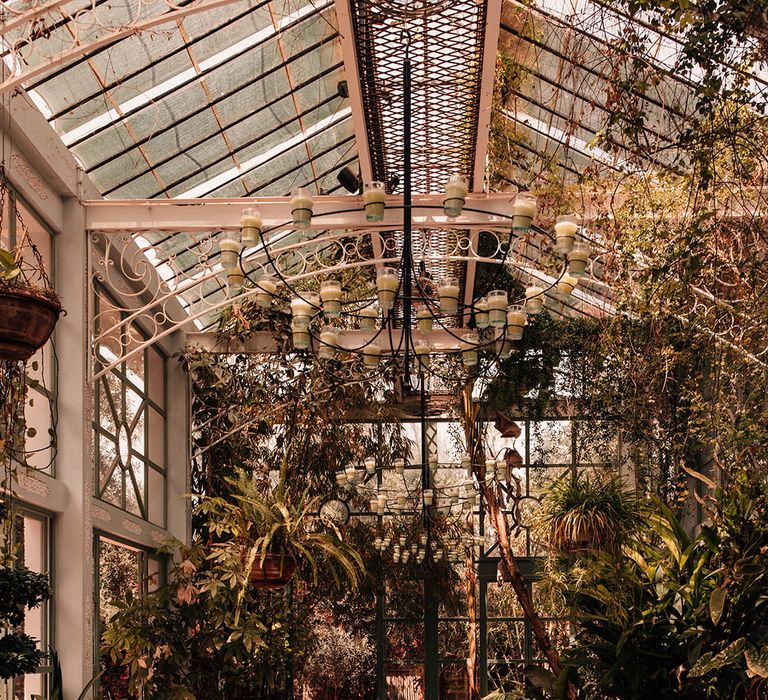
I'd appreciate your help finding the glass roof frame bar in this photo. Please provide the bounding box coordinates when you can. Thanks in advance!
[504,49,675,149]
[171,109,352,198]
[515,0,701,95]
[88,46,341,177]
[243,143,358,198]
[589,0,768,93]
[500,20,690,121]
[108,88,343,198]
[0,0,252,96]
[63,0,333,149]
[506,84,676,171]
[41,0,272,120]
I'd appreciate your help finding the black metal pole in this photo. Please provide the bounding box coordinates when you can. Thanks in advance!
[402,42,413,388]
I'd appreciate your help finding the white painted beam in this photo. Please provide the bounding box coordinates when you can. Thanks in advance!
[84,192,518,232]
[187,327,473,354]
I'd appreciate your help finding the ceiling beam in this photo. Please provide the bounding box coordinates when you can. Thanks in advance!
[464,0,503,323]
[84,192,518,232]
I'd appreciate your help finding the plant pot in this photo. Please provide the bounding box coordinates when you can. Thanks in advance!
[0,287,61,361]
[249,553,297,589]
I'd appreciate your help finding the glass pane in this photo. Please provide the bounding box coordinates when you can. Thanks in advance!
[385,622,424,661]
[487,582,524,619]
[385,664,424,699]
[99,539,143,698]
[529,420,572,465]
[487,621,526,662]
[439,621,469,659]
[148,346,165,406]
[439,662,468,696]
[148,407,165,467]
[148,466,165,526]
[24,390,53,472]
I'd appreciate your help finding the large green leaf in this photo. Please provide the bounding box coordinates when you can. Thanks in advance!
[689,638,748,677]
[745,645,768,679]
[709,587,727,626]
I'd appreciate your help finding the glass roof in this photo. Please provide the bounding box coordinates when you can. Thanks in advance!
[23,0,357,200]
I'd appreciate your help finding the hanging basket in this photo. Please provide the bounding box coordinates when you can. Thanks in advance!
[248,552,297,589]
[0,287,62,361]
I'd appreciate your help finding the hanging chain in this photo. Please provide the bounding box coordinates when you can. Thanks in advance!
[0,167,55,291]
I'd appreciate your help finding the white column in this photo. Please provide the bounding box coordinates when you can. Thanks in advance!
[54,195,95,696]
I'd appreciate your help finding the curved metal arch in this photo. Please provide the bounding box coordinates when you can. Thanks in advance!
[89,221,567,381]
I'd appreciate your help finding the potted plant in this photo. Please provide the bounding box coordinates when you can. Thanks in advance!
[538,472,638,552]
[199,469,364,591]
[0,242,61,362]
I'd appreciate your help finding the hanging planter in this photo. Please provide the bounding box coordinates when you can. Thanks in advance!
[0,286,61,361]
[248,552,297,589]
[0,178,62,361]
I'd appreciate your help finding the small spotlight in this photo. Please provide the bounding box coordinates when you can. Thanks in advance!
[337,167,361,194]
[337,80,349,98]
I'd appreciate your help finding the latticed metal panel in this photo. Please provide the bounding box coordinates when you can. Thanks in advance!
[349,0,488,194]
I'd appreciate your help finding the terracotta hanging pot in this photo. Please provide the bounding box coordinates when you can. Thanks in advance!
[249,552,297,589]
[0,287,61,361]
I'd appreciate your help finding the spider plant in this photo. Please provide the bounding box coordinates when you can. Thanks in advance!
[538,472,638,552]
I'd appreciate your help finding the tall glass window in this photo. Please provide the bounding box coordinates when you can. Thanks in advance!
[93,287,167,525]
[94,535,164,700]
[1,506,54,700]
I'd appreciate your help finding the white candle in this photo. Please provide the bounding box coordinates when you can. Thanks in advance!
[461,453,472,475]
[318,326,339,359]
[506,305,527,340]
[363,181,386,222]
[525,285,545,315]
[568,241,591,277]
[555,214,579,255]
[394,458,405,475]
[496,460,507,481]
[291,187,314,229]
[291,323,310,350]
[369,497,379,512]
[443,174,469,218]
[376,267,399,311]
[487,290,508,327]
[320,279,343,316]
[396,495,407,511]
[378,494,387,512]
[363,342,382,368]
[227,265,244,295]
[240,207,263,247]
[291,295,313,328]
[415,340,431,370]
[556,273,578,297]
[360,304,379,329]
[512,192,537,231]
[461,331,479,367]
[485,459,496,479]
[417,306,433,334]
[475,297,489,329]
[345,465,357,482]
[438,277,460,315]
[255,276,277,307]
[219,232,241,271]
[365,457,376,475]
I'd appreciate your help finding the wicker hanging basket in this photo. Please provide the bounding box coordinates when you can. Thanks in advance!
[0,287,61,361]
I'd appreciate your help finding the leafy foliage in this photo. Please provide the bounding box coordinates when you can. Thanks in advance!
[555,470,768,699]
[538,472,639,552]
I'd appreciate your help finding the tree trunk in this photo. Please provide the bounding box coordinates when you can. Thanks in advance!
[465,509,480,700]
[461,386,576,698]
